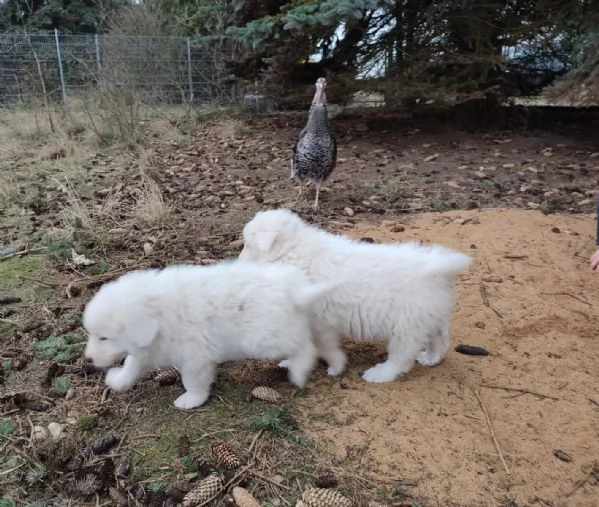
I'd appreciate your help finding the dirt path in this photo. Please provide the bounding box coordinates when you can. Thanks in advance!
[300,208,599,507]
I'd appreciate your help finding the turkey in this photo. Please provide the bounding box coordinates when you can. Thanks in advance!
[291,77,337,209]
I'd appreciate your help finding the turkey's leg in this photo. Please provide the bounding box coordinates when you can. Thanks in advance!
[296,180,305,203]
[313,183,321,209]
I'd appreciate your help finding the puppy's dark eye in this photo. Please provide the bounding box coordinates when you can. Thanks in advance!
[99,337,108,341]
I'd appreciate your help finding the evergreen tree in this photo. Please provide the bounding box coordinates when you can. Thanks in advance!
[225,0,596,107]
[547,25,599,105]
[0,0,127,33]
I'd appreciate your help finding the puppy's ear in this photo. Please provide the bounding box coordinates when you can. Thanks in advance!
[129,313,159,348]
[254,230,280,254]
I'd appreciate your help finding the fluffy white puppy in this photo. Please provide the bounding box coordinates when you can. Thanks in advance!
[239,209,471,383]
[83,261,332,409]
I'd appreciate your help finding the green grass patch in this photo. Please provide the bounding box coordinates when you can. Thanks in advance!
[32,333,85,363]
[52,377,71,392]
[539,201,557,215]
[0,255,54,339]
[33,165,61,181]
[123,383,320,503]
[76,414,98,431]
[0,255,45,292]
[179,455,199,473]
[147,480,166,493]
[43,238,76,261]
[0,419,16,440]
[245,406,308,444]
[134,433,181,477]
[86,259,109,276]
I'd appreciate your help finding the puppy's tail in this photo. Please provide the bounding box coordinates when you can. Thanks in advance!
[293,281,337,310]
[416,247,471,278]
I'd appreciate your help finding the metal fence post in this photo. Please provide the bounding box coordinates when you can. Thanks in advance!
[186,37,193,103]
[94,33,102,72]
[54,28,67,110]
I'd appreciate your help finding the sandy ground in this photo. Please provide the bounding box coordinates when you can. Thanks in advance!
[300,208,599,507]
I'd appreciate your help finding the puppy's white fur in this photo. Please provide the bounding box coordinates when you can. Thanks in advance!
[83,261,331,409]
[239,209,471,383]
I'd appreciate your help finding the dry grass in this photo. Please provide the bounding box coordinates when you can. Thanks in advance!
[213,118,251,140]
[136,148,162,181]
[232,120,251,139]
[142,114,192,144]
[53,177,122,232]
[0,104,98,188]
[0,172,17,205]
[0,102,196,243]
[0,104,48,138]
[0,105,53,161]
[133,172,174,229]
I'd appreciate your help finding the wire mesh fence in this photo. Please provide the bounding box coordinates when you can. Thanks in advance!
[0,31,245,106]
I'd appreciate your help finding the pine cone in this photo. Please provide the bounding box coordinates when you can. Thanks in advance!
[315,474,339,489]
[72,357,99,376]
[251,386,283,404]
[231,486,260,507]
[295,502,307,507]
[13,392,52,412]
[254,366,289,385]
[182,473,224,506]
[83,433,120,457]
[210,440,242,469]
[154,367,181,385]
[302,487,352,507]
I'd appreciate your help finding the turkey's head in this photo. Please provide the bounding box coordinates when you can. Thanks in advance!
[313,77,327,105]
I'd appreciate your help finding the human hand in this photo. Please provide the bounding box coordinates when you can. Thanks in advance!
[590,249,599,271]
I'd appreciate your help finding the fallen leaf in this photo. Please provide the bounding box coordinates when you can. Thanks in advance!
[70,249,95,267]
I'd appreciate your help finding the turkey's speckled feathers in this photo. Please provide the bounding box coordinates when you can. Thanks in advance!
[291,77,337,209]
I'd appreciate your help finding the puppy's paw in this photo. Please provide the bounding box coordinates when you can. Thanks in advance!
[324,352,347,377]
[174,391,209,409]
[416,349,443,367]
[105,367,136,391]
[327,364,345,376]
[287,369,308,389]
[278,359,291,369]
[362,362,401,383]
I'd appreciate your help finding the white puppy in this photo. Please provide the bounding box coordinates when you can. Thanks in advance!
[83,261,332,409]
[239,209,471,383]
